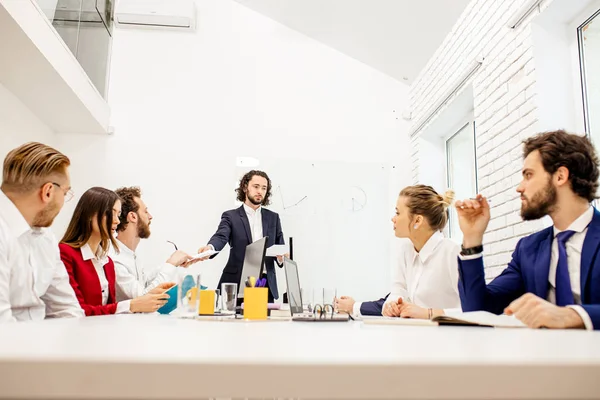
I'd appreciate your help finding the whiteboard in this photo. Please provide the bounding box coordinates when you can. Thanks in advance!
[234,159,394,304]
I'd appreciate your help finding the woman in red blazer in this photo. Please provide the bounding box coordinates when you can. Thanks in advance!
[60,187,170,316]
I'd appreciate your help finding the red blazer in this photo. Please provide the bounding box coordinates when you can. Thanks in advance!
[59,243,118,316]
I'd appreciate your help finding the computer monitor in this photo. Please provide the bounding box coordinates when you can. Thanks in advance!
[283,256,303,315]
[238,236,268,298]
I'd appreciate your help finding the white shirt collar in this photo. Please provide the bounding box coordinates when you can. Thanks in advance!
[243,203,261,215]
[115,238,135,256]
[81,243,109,265]
[0,189,33,238]
[552,206,594,236]
[412,230,444,264]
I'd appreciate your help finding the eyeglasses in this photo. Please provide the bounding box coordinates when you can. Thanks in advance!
[313,303,335,319]
[167,240,178,250]
[51,182,74,202]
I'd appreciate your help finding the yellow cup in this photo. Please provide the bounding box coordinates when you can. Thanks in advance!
[243,287,268,320]
[198,290,215,315]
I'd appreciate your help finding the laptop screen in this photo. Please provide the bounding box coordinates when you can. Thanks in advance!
[238,237,268,298]
[283,257,303,315]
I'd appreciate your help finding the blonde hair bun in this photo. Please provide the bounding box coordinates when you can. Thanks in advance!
[441,189,455,208]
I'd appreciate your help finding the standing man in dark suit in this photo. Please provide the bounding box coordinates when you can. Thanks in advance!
[197,170,286,302]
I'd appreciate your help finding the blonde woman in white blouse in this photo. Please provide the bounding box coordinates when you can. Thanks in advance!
[382,185,461,319]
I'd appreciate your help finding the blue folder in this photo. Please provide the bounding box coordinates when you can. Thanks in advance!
[157,284,179,315]
[157,278,209,315]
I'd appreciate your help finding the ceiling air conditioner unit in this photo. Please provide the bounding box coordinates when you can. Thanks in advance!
[115,0,196,30]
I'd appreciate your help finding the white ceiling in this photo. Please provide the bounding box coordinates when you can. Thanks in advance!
[233,0,470,83]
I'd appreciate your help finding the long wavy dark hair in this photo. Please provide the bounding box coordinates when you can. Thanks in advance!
[61,187,120,257]
[235,170,272,206]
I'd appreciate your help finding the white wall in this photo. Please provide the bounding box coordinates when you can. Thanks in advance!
[53,0,410,302]
[0,82,57,157]
[531,0,600,134]
[531,11,578,132]
[409,0,600,280]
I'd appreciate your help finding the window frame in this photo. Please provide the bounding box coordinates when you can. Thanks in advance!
[444,116,477,240]
[577,7,600,136]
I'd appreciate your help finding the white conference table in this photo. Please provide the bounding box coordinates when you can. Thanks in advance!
[0,314,599,399]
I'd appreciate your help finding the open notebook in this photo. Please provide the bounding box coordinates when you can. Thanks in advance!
[432,311,527,328]
[362,316,438,326]
[362,312,527,328]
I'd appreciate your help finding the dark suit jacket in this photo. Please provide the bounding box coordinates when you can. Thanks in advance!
[360,294,390,316]
[458,209,600,329]
[208,206,285,299]
[59,243,118,316]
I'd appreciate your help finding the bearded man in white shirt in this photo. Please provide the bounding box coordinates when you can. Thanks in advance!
[111,186,197,301]
[0,142,84,322]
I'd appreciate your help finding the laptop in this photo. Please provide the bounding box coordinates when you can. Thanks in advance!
[283,257,348,322]
[237,236,268,299]
[282,257,308,316]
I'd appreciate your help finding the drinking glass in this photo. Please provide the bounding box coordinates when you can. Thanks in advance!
[177,272,201,318]
[221,283,238,314]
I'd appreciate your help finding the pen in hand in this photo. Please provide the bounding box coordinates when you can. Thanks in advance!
[457,196,491,209]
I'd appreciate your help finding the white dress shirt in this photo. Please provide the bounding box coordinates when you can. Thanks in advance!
[243,204,263,243]
[110,239,178,302]
[352,301,364,317]
[385,231,462,314]
[459,206,594,330]
[80,244,130,314]
[548,206,594,330]
[0,190,83,322]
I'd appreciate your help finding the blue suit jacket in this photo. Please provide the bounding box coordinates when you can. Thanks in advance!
[208,206,285,299]
[458,209,600,329]
[360,294,389,316]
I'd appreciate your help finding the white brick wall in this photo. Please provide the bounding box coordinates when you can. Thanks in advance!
[409,0,551,278]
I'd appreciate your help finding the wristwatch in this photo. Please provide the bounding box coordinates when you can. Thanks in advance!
[460,244,483,256]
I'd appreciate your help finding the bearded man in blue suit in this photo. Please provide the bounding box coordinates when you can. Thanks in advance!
[456,130,600,330]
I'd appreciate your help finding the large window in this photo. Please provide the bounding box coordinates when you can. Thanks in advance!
[578,8,600,140]
[34,0,114,99]
[446,121,477,243]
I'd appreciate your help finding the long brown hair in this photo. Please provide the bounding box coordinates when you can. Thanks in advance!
[61,187,120,256]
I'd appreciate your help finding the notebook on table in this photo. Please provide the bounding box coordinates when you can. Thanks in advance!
[432,311,527,328]
[362,312,526,328]
[362,316,438,326]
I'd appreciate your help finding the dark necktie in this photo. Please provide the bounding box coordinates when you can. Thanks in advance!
[555,230,576,306]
